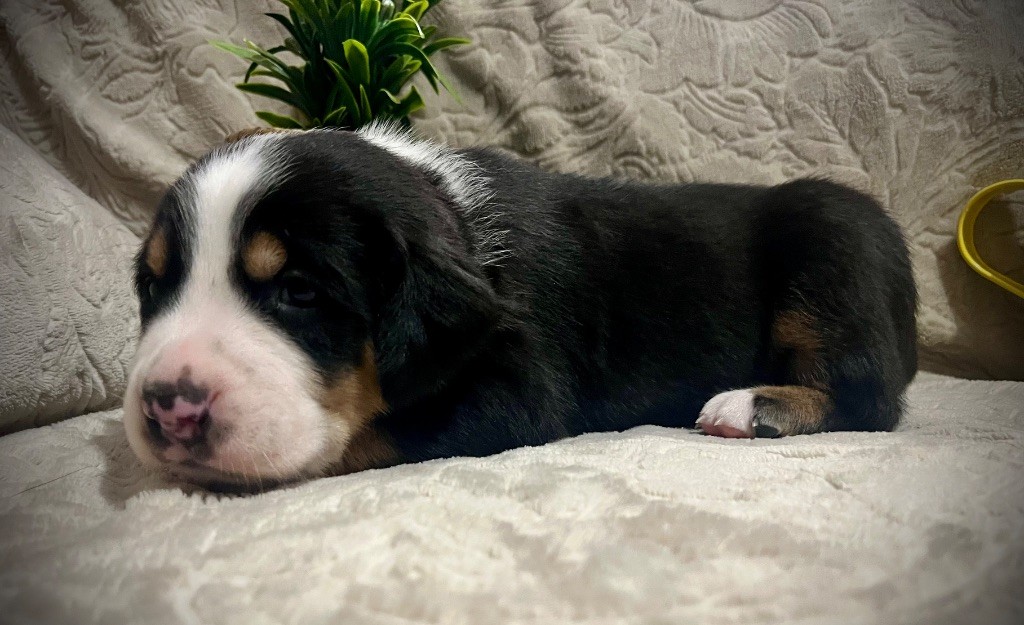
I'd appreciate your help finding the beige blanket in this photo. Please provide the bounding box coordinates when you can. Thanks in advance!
[1,0,1023,622]
[1,373,1022,624]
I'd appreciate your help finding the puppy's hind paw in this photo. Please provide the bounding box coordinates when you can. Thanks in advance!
[696,389,756,438]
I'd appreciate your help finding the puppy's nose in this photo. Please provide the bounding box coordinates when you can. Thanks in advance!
[142,376,211,444]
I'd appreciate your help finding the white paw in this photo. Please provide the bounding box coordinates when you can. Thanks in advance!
[697,389,756,438]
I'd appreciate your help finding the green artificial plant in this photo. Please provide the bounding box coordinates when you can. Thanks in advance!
[212,0,467,129]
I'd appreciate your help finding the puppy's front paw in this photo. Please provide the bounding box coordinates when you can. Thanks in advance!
[696,389,757,438]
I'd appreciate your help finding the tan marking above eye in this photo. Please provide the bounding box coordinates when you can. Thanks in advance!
[242,231,288,281]
[145,225,168,278]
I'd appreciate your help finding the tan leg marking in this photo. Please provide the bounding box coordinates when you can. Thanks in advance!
[772,310,826,385]
[242,231,288,282]
[322,344,398,473]
[772,310,822,351]
[752,385,834,436]
[145,225,168,278]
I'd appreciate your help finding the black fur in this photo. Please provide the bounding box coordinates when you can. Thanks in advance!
[139,130,917,467]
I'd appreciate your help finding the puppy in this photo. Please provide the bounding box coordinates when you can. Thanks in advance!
[124,124,917,489]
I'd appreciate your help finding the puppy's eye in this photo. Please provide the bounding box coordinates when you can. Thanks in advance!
[279,275,320,308]
[140,276,161,301]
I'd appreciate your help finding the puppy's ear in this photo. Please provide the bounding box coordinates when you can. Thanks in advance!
[370,226,501,409]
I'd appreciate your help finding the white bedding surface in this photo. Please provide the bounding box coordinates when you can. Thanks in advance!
[1,373,1022,624]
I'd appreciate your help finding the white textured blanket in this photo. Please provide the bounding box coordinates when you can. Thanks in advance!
[1,373,1022,624]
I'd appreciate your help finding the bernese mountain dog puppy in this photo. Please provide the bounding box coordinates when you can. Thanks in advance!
[124,123,917,489]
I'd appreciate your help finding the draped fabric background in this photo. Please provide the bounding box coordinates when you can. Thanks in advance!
[1,1,1022,623]
[1,0,1022,429]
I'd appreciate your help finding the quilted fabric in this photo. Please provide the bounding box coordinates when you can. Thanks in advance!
[0,1,1022,433]
[0,125,139,434]
[1,373,1022,624]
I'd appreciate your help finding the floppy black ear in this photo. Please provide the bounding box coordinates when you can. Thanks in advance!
[371,226,501,410]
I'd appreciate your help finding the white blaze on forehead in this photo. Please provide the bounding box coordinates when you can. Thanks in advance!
[178,136,290,295]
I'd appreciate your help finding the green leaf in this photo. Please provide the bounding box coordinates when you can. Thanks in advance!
[343,39,371,85]
[366,15,421,53]
[235,82,302,108]
[423,37,470,56]
[241,45,287,82]
[264,12,294,30]
[358,84,373,121]
[436,71,457,98]
[376,40,444,91]
[224,0,465,129]
[300,62,328,119]
[357,0,381,41]
[337,2,356,41]
[377,56,417,93]
[289,8,314,48]
[401,0,428,21]
[265,13,314,59]
[391,85,424,118]
[280,0,322,34]
[213,41,294,90]
[283,37,303,56]
[325,59,362,124]
[255,110,304,129]
[321,7,346,60]
[242,40,296,77]
[210,40,266,65]
[244,61,260,82]
[376,41,432,70]
[249,68,281,79]
[323,105,348,126]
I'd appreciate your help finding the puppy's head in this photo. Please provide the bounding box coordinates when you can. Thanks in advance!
[124,127,499,489]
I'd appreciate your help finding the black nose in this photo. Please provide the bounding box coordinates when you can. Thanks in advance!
[142,374,210,407]
[142,376,211,445]
[146,388,179,412]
